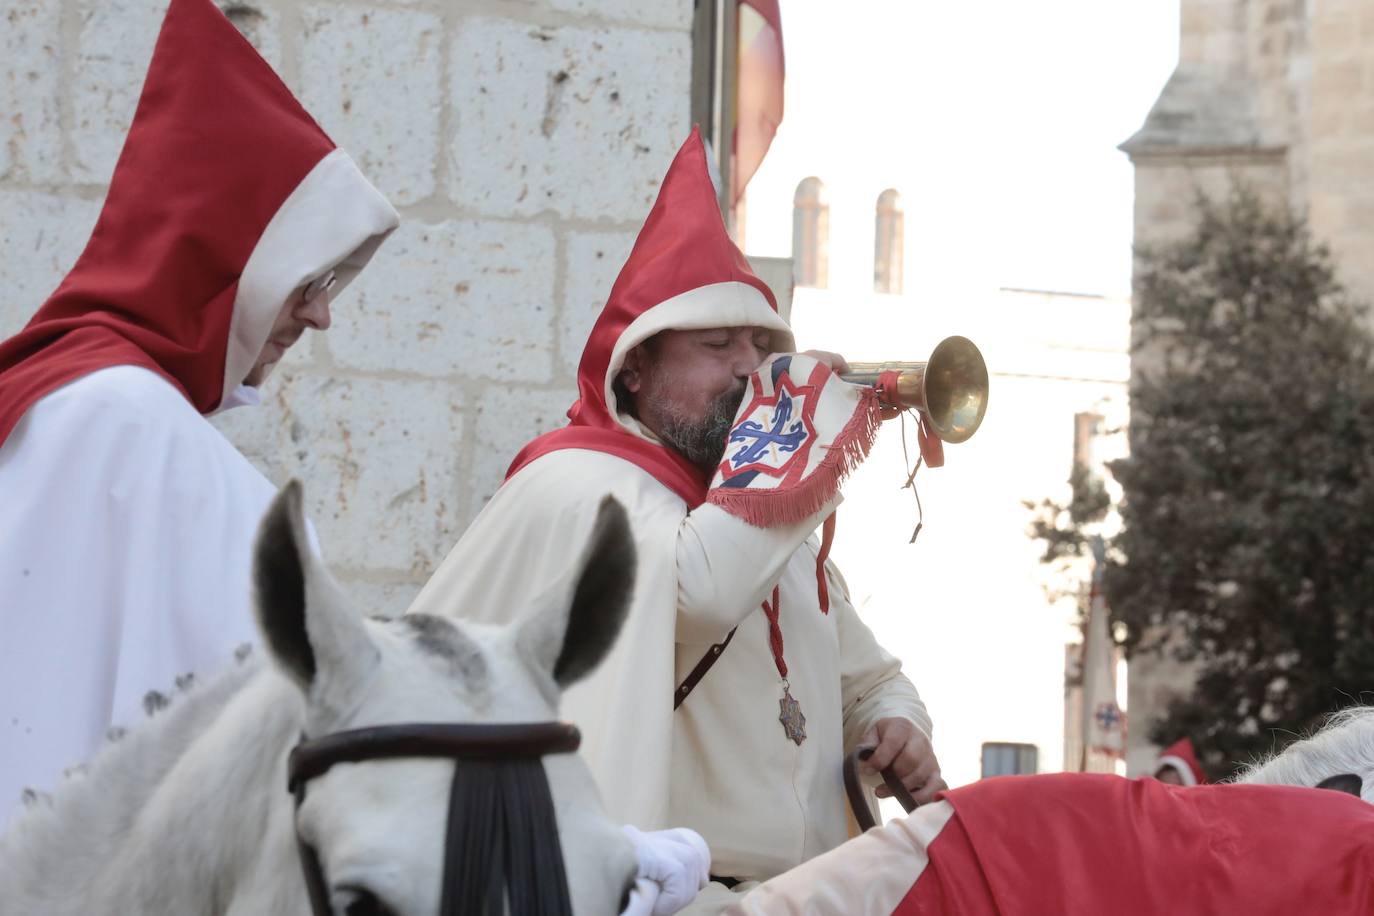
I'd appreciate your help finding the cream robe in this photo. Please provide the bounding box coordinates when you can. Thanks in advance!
[0,366,279,830]
[408,446,931,905]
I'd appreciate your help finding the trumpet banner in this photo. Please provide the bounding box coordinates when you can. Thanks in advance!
[707,353,881,528]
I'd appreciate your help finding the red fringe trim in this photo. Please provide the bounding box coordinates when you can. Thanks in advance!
[707,388,883,528]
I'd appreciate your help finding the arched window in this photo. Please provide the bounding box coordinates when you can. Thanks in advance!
[874,188,904,294]
[792,177,829,289]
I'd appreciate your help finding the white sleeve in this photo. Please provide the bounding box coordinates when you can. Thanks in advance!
[723,801,958,916]
[674,499,843,644]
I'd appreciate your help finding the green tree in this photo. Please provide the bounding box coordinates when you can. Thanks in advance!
[1039,190,1374,778]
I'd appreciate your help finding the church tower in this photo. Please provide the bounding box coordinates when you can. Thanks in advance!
[1122,0,1374,303]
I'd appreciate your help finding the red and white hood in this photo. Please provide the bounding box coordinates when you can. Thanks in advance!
[0,0,398,445]
[568,128,795,442]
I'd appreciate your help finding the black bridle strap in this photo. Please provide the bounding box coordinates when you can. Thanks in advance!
[287,722,582,793]
[442,760,504,916]
[287,722,581,916]
[501,761,573,916]
[442,758,573,916]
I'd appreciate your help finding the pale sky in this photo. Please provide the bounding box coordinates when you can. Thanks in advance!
[743,1,1181,299]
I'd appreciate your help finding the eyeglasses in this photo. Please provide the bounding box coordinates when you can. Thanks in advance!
[302,270,337,304]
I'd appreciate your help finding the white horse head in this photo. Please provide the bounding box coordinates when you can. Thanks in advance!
[0,481,640,915]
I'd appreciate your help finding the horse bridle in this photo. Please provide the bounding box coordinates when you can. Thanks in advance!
[287,721,582,916]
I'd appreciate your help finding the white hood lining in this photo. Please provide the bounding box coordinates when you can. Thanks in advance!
[604,281,796,440]
[220,148,400,405]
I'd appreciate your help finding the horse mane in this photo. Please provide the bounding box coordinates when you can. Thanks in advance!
[0,649,272,900]
[1235,705,1374,801]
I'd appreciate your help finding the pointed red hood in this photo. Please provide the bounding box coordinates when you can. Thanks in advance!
[1156,737,1209,785]
[0,0,398,446]
[506,128,794,503]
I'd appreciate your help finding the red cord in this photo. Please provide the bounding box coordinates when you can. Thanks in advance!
[761,586,786,678]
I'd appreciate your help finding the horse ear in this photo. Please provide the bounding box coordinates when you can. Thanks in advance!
[553,496,637,686]
[1314,773,1363,797]
[253,480,377,692]
[520,496,637,689]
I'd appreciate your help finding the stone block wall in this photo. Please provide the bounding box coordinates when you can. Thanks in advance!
[1129,154,1288,250]
[1307,0,1374,302]
[1177,0,1248,76]
[0,0,692,614]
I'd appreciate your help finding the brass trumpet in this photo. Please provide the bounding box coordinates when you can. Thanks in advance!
[839,335,989,443]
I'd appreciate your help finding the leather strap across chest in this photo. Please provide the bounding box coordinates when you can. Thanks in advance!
[674,626,738,709]
[674,513,838,709]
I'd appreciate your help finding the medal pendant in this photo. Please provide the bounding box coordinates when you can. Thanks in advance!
[778,682,807,745]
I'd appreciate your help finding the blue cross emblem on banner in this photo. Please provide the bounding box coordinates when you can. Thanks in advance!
[1094,702,1123,732]
[729,390,809,469]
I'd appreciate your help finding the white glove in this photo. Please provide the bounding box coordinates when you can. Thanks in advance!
[620,878,662,916]
[618,824,711,916]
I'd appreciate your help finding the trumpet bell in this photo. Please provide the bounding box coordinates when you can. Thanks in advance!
[838,335,989,443]
[923,336,988,443]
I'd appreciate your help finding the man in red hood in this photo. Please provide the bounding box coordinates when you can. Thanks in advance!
[1153,737,1209,786]
[0,0,398,829]
[407,129,940,911]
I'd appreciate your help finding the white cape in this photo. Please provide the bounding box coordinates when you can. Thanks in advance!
[0,366,278,828]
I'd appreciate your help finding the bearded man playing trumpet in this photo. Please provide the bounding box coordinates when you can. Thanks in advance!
[408,130,962,913]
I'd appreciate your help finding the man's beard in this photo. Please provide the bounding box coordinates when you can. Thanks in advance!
[651,384,746,473]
